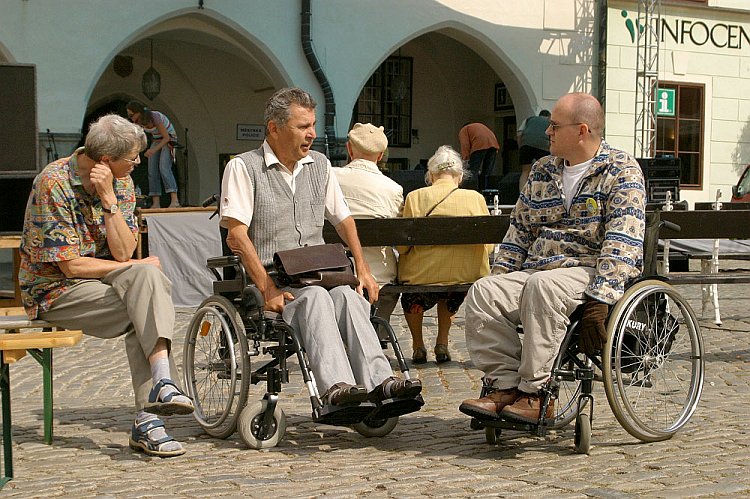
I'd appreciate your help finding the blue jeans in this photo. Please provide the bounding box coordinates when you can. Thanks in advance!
[468,148,497,191]
[148,147,177,196]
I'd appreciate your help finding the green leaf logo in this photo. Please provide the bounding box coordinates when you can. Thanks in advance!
[622,10,645,43]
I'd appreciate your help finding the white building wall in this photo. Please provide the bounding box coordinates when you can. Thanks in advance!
[609,1,750,206]
[1,0,599,203]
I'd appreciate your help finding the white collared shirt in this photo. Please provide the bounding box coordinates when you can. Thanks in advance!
[220,141,351,228]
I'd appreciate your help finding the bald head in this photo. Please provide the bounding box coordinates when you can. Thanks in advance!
[558,93,605,139]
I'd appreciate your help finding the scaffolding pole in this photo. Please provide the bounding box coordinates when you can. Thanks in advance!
[633,0,661,159]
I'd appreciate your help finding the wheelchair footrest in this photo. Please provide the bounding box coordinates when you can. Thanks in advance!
[314,403,376,426]
[368,395,424,420]
[474,415,552,436]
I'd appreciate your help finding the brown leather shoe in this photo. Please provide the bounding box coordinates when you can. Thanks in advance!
[458,388,520,420]
[322,382,368,407]
[500,392,554,423]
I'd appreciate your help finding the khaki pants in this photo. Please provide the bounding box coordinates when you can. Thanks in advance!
[465,267,595,393]
[39,265,180,411]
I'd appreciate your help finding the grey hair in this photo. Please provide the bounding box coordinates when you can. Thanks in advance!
[425,145,470,185]
[84,114,146,161]
[264,87,317,130]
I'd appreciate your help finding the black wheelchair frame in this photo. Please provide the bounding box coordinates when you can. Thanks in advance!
[472,213,705,453]
[183,254,422,449]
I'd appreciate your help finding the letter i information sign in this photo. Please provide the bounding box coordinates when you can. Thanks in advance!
[656,88,676,117]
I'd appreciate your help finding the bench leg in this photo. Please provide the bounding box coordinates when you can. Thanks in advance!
[42,349,53,445]
[27,348,53,444]
[1,359,13,486]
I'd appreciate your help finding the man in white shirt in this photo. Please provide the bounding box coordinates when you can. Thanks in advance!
[333,123,403,339]
[219,88,422,423]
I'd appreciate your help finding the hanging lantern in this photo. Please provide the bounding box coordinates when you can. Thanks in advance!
[141,39,161,100]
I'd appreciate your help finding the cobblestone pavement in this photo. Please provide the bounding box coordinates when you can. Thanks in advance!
[3,263,750,497]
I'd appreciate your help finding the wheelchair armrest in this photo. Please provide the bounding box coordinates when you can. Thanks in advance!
[243,285,265,308]
[207,255,240,269]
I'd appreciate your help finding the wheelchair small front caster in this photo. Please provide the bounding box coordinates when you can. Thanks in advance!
[485,426,501,444]
[470,418,484,431]
[352,415,399,438]
[238,400,286,449]
[574,414,591,454]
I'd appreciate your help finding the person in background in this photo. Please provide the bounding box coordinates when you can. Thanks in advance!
[19,114,194,457]
[517,109,551,190]
[334,123,403,340]
[459,93,645,424]
[126,100,180,208]
[458,122,500,192]
[397,145,493,364]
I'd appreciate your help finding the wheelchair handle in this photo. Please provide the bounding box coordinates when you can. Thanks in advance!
[660,220,681,233]
[201,193,219,207]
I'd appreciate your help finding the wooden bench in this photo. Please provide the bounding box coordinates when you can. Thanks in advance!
[322,210,750,305]
[0,308,82,487]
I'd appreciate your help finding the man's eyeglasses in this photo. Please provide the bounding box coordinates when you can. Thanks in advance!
[547,122,586,132]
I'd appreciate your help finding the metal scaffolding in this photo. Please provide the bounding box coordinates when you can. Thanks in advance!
[633,0,661,158]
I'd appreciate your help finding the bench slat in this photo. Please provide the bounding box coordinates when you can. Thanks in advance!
[667,273,750,285]
[382,284,472,294]
[0,316,56,330]
[0,330,82,350]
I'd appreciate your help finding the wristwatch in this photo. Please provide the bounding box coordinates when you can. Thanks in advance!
[102,203,119,215]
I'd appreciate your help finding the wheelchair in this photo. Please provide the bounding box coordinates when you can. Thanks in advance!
[182,254,421,449]
[471,212,705,454]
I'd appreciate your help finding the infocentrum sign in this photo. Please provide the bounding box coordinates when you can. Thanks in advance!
[622,10,750,50]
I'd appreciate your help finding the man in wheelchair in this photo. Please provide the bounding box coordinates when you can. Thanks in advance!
[219,87,422,423]
[459,92,646,424]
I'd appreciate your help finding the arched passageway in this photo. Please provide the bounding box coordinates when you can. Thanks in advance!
[84,12,289,205]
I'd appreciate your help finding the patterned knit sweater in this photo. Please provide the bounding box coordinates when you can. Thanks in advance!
[494,141,646,304]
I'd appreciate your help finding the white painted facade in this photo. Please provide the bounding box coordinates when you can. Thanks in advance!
[1,0,749,207]
[608,1,750,205]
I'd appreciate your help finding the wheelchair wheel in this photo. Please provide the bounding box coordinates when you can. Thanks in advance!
[548,331,587,430]
[574,414,591,454]
[183,295,250,439]
[352,415,399,438]
[238,400,286,449]
[485,426,500,445]
[603,280,704,442]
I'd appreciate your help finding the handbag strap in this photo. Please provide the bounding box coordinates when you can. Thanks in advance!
[425,187,459,217]
[401,187,460,257]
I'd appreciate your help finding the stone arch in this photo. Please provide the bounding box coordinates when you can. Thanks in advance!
[83,9,291,205]
[346,21,540,199]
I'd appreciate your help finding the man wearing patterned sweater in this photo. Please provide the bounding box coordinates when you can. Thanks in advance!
[459,93,646,423]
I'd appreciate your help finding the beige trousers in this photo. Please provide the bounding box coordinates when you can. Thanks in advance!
[465,266,596,393]
[39,265,180,411]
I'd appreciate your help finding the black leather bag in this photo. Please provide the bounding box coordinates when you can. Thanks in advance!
[273,243,359,289]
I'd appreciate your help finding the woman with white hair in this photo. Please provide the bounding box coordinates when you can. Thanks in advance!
[397,145,493,364]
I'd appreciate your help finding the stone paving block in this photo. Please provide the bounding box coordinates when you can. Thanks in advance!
[3,288,750,496]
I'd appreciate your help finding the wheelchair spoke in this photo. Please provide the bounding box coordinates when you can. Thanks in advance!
[183,296,250,439]
[604,280,704,443]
